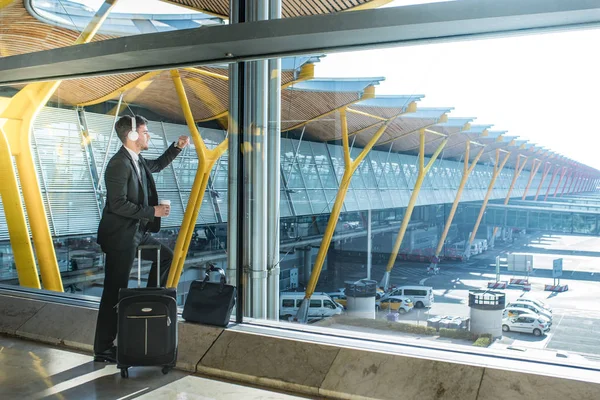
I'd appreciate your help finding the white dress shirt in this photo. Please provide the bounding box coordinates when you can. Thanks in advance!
[124,146,141,178]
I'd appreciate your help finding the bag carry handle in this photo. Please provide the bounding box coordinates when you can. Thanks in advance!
[201,263,227,293]
[138,244,161,287]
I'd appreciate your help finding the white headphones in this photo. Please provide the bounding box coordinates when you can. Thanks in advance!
[127,115,139,141]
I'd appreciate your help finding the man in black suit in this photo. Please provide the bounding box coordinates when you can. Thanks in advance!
[93,115,189,362]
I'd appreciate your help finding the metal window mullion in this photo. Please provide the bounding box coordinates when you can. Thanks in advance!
[30,124,57,236]
[161,122,186,211]
[364,151,383,208]
[280,164,297,216]
[98,93,123,192]
[78,109,102,219]
[295,145,314,215]
[285,125,305,185]
[398,154,411,189]
[309,143,326,191]
[308,142,331,213]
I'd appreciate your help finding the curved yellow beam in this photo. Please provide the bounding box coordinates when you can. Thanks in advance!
[331,100,417,140]
[347,0,395,12]
[0,0,119,292]
[467,149,511,249]
[492,155,528,238]
[383,132,448,282]
[183,67,229,81]
[522,159,542,200]
[283,85,376,132]
[346,107,387,121]
[377,113,449,146]
[158,0,227,18]
[77,70,162,106]
[435,141,485,258]
[195,62,315,125]
[303,107,402,305]
[0,0,15,9]
[0,123,40,289]
[166,69,228,289]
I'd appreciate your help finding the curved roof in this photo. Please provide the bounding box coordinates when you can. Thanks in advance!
[0,0,597,176]
[160,0,391,19]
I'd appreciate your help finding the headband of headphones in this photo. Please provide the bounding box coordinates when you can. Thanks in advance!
[127,115,138,141]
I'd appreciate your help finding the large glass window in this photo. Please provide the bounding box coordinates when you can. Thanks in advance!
[3,0,600,375]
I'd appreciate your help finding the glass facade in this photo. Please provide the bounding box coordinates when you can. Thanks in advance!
[2,0,600,376]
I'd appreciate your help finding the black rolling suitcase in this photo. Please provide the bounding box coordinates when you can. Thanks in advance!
[116,245,178,378]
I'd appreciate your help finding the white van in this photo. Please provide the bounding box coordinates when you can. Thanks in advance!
[279,292,343,320]
[480,239,488,251]
[382,286,434,308]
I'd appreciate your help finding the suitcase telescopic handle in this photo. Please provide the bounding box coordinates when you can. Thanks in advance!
[137,245,162,288]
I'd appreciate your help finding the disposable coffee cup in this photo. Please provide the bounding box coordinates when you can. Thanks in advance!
[159,199,171,206]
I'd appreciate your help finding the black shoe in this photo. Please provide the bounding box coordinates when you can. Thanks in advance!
[94,346,117,363]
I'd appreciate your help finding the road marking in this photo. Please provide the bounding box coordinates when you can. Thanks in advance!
[419,277,429,286]
[544,313,564,350]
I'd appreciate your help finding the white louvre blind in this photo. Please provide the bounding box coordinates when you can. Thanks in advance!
[33,107,99,236]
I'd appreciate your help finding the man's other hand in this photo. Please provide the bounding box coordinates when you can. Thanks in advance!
[177,136,190,149]
[154,205,171,217]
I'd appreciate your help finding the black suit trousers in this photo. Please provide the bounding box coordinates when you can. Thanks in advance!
[93,231,174,353]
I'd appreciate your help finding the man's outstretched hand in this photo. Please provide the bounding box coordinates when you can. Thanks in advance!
[177,136,190,149]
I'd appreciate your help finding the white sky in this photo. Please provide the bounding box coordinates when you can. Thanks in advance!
[71,0,600,169]
[314,27,600,170]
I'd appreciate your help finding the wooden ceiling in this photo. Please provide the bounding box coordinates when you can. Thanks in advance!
[160,0,387,18]
[0,0,586,172]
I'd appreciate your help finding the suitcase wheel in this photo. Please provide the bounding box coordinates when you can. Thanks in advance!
[120,368,129,378]
[162,366,170,375]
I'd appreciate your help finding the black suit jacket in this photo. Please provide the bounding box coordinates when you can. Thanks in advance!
[97,144,181,251]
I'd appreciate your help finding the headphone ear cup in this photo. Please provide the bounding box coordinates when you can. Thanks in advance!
[127,115,138,141]
[127,130,139,141]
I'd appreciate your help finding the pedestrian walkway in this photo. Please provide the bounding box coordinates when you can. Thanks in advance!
[0,335,311,400]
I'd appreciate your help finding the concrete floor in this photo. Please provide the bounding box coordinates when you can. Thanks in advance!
[0,335,311,400]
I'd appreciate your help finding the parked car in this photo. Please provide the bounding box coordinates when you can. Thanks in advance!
[503,307,551,326]
[333,287,385,302]
[514,297,552,314]
[506,302,552,322]
[327,292,347,309]
[376,296,414,314]
[502,315,550,336]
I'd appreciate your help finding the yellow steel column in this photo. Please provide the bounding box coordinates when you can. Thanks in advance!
[166,63,316,288]
[466,149,511,258]
[492,155,528,239]
[585,177,591,192]
[0,1,15,9]
[521,159,541,200]
[534,163,552,201]
[585,176,592,192]
[543,164,560,201]
[298,107,411,321]
[577,175,587,193]
[0,0,118,291]
[0,121,40,288]
[553,166,568,197]
[434,141,484,258]
[567,172,578,194]
[560,169,573,197]
[381,130,448,290]
[166,70,228,288]
[573,174,581,193]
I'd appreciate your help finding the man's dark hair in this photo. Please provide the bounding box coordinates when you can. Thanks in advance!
[115,115,149,143]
